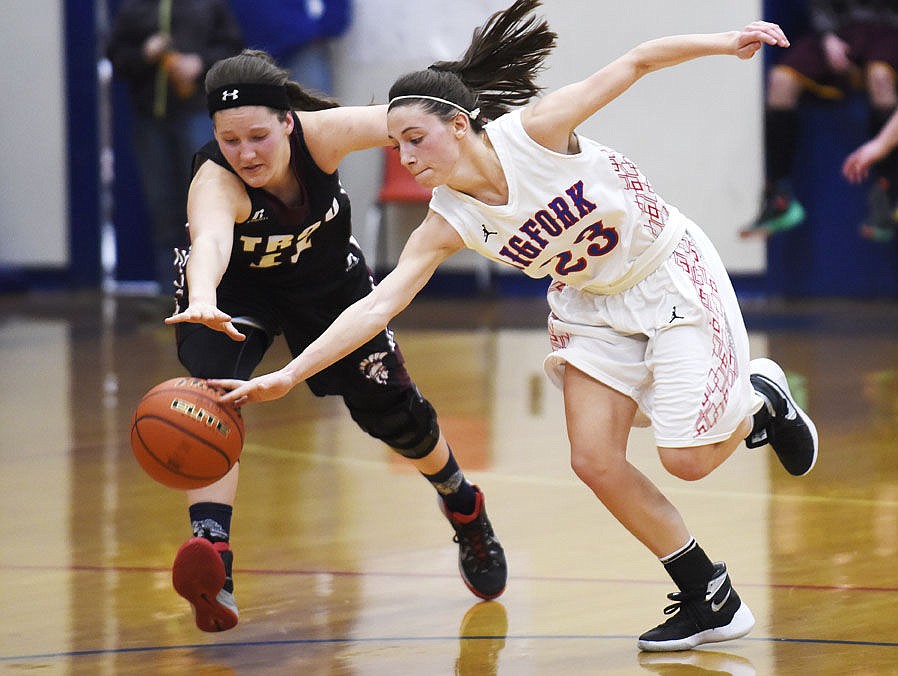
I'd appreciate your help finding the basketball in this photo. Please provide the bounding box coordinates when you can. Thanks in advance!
[130,377,244,490]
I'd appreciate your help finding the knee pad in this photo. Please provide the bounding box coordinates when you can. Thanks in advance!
[177,317,273,380]
[346,387,440,459]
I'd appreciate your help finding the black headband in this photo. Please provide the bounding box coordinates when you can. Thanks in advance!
[206,83,291,116]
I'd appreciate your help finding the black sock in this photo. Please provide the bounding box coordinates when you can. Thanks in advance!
[189,502,232,543]
[422,451,476,515]
[765,107,800,187]
[746,409,772,447]
[189,502,234,593]
[746,378,777,448]
[218,548,234,593]
[661,538,716,592]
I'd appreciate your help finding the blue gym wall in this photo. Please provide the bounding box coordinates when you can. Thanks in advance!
[763,0,898,297]
[105,0,159,284]
[11,2,897,297]
[66,2,102,288]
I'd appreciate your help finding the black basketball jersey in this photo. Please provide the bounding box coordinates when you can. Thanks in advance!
[192,112,354,290]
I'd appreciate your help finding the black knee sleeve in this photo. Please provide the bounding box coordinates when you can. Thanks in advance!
[177,317,274,380]
[346,386,440,459]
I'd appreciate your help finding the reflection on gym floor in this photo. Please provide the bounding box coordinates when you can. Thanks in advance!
[1,292,896,674]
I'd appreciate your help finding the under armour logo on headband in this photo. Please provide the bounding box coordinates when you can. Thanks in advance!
[207,83,291,116]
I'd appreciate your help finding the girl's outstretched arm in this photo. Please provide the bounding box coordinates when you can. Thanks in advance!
[300,104,390,174]
[523,21,790,153]
[164,161,247,341]
[212,212,465,404]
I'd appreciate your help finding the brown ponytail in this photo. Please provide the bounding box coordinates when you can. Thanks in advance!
[388,0,556,128]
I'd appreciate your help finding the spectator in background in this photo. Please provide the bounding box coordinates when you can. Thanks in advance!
[843,104,898,238]
[226,0,351,94]
[107,0,243,293]
[742,0,898,241]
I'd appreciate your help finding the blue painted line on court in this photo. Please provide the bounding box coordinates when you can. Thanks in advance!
[2,634,896,662]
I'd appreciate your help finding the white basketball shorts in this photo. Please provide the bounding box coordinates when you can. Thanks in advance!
[544,224,761,448]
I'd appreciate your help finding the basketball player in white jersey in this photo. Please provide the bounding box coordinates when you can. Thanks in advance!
[211,0,819,652]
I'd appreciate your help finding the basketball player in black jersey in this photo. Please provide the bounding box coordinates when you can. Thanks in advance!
[163,50,506,632]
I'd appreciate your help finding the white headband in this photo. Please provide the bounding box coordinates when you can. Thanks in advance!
[388,95,481,120]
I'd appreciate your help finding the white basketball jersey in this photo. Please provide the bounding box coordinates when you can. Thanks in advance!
[429,109,689,294]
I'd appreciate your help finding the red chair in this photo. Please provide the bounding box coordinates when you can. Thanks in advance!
[362,147,493,289]
[363,148,431,273]
[378,146,432,204]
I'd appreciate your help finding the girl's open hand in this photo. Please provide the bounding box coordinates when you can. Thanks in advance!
[735,21,789,60]
[165,302,246,342]
[842,140,884,184]
[210,370,296,406]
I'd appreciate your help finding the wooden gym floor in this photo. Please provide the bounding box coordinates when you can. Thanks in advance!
[1,290,897,675]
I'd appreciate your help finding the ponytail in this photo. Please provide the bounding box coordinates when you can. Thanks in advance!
[388,0,556,127]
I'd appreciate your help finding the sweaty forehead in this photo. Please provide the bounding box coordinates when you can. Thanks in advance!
[213,106,278,132]
[387,104,436,134]
[388,101,431,118]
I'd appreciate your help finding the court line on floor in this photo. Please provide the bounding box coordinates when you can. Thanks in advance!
[2,633,897,663]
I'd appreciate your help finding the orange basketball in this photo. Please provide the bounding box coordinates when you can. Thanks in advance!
[130,377,244,490]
